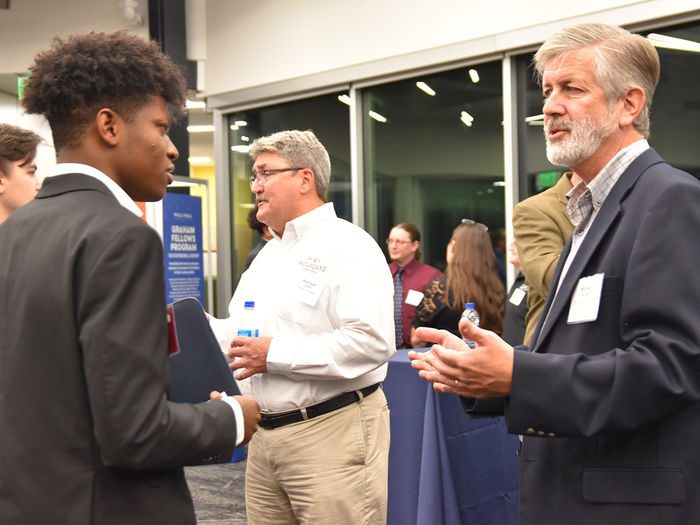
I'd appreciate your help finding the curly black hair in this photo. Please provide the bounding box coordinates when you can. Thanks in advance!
[21,31,187,151]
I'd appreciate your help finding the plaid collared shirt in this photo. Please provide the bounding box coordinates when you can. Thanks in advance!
[567,139,650,236]
[548,139,650,310]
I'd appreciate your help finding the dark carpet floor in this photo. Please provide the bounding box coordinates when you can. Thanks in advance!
[186,458,247,524]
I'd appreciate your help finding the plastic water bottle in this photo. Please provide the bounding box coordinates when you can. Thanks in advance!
[460,302,479,349]
[234,301,257,395]
[237,300,260,337]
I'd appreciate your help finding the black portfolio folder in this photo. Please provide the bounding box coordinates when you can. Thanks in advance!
[167,297,241,403]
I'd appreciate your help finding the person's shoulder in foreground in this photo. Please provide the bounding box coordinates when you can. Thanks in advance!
[0,30,259,525]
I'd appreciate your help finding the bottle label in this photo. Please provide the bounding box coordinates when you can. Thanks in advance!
[237,329,259,337]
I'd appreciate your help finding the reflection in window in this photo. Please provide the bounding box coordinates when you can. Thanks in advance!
[363,62,504,271]
[227,93,350,285]
[643,22,700,179]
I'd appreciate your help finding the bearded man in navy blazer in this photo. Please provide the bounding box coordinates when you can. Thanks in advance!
[410,23,700,525]
[0,32,260,524]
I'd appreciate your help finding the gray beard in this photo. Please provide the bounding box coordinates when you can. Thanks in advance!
[545,115,616,168]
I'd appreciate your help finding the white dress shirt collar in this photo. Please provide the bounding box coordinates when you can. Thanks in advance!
[272,202,336,242]
[47,163,143,217]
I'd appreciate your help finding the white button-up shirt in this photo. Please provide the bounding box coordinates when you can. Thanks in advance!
[46,163,144,216]
[211,203,396,412]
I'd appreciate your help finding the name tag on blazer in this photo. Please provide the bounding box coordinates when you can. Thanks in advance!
[567,273,604,324]
[509,285,526,306]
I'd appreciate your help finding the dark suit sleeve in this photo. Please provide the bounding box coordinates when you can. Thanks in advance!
[460,344,530,417]
[507,178,700,437]
[461,396,506,416]
[77,221,237,468]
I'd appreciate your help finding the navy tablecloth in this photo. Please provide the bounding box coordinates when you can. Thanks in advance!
[384,349,519,525]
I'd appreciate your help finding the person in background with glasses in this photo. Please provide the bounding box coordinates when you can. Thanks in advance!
[410,220,505,347]
[387,223,442,349]
[0,123,42,224]
[209,130,394,524]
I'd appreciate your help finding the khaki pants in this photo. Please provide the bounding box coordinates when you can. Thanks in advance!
[245,388,390,525]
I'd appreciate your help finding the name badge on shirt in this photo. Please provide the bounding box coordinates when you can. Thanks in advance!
[295,255,329,307]
[509,286,526,306]
[567,273,604,324]
[405,289,424,307]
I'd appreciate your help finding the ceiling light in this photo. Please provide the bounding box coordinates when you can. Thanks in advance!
[647,33,700,53]
[188,156,211,164]
[120,0,143,26]
[187,125,215,133]
[338,94,352,106]
[492,181,506,187]
[416,81,436,96]
[231,145,251,153]
[169,180,200,188]
[525,113,544,126]
[468,69,480,83]
[368,110,387,123]
[186,100,206,110]
[241,136,250,142]
[230,124,239,130]
[460,110,474,127]
[234,120,248,127]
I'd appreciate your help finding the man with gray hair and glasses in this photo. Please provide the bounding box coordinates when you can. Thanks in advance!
[410,23,700,524]
[210,130,395,524]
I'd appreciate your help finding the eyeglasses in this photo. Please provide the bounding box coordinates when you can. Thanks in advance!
[461,218,488,231]
[249,168,302,189]
[386,238,412,246]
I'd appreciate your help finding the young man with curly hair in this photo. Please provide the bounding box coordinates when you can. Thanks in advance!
[0,31,259,525]
[0,123,42,224]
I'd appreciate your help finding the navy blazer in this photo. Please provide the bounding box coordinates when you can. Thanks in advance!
[0,174,237,524]
[470,149,700,524]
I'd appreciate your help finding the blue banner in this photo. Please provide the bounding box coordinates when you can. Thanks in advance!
[163,193,205,305]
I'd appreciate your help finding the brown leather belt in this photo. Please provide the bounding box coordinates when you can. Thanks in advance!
[258,383,380,430]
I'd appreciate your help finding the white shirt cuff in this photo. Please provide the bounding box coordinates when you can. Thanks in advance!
[219,395,245,447]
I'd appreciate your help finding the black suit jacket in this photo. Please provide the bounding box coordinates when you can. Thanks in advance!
[500,271,528,346]
[0,174,237,524]
[468,149,700,524]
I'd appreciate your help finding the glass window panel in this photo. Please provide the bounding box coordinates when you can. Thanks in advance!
[227,93,350,285]
[641,21,700,178]
[516,20,700,200]
[515,52,563,199]
[363,62,505,271]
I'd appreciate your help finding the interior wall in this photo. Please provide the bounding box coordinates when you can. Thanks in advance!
[204,0,699,98]
[0,91,55,180]
[190,164,218,252]
[0,0,148,74]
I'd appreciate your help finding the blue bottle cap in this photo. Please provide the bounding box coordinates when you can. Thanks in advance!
[244,300,255,308]
[465,302,475,309]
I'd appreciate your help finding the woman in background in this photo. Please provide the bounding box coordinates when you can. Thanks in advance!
[410,220,505,347]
